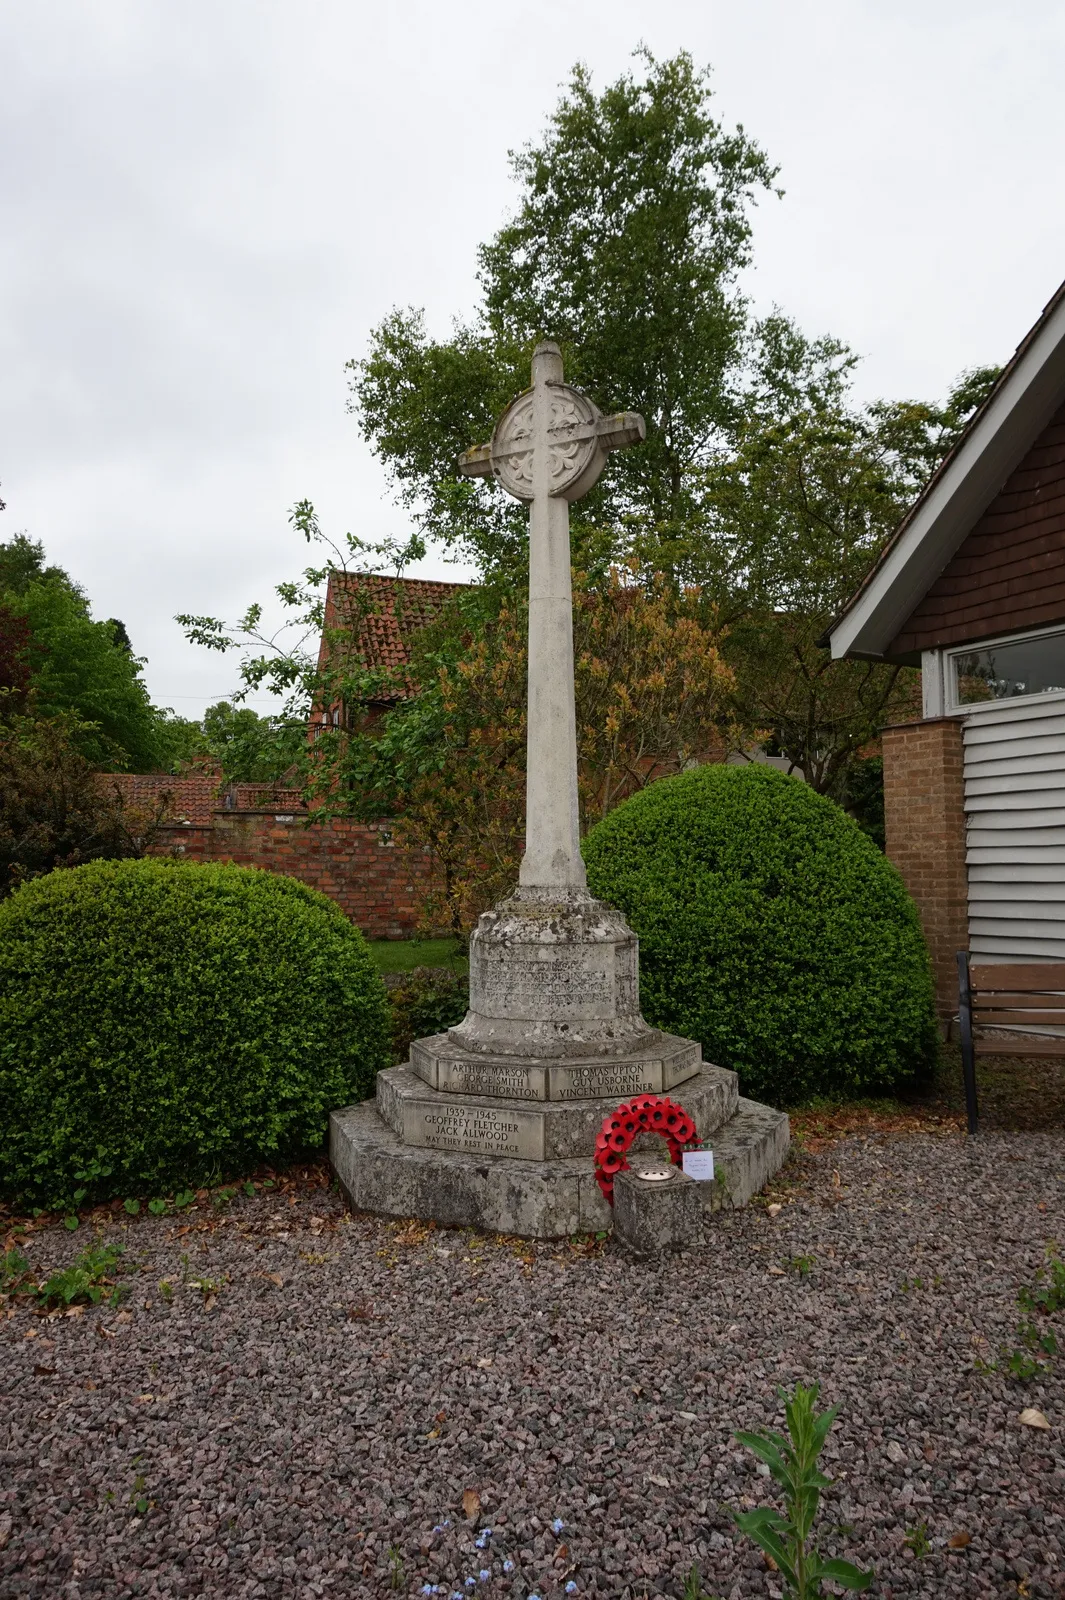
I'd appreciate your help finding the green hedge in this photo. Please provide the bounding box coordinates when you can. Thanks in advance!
[0,859,391,1209]
[584,764,938,1106]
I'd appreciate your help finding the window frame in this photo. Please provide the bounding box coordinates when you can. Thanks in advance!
[945,621,1065,714]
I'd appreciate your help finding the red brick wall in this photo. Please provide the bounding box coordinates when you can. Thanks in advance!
[882,717,968,1016]
[115,775,431,939]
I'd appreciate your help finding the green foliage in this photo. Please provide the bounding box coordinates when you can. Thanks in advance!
[154,700,307,783]
[0,858,392,1209]
[902,1523,931,1560]
[0,535,166,770]
[1,1247,34,1294]
[988,1246,1065,1380]
[350,49,778,571]
[583,763,938,1106]
[842,756,885,851]
[38,1241,126,1308]
[732,1383,872,1597]
[387,969,469,1065]
[199,700,306,783]
[0,710,166,896]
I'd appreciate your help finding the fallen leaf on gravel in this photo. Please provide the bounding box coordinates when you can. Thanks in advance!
[947,1530,971,1548]
[114,1311,132,1324]
[65,1305,85,1318]
[764,1554,779,1572]
[203,1295,217,1312]
[1020,1408,1050,1430]
[435,1410,447,1423]
[767,1204,782,1217]
[33,1365,55,1376]
[461,1489,481,1520]
[767,1265,785,1276]
[476,1356,492,1368]
[646,1474,670,1488]
[923,1443,936,1462]
[258,1273,283,1287]
[0,1514,11,1550]
[97,1325,114,1340]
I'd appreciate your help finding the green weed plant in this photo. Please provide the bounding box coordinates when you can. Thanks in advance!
[732,1383,871,1597]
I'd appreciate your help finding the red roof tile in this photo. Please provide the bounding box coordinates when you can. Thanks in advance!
[317,571,472,680]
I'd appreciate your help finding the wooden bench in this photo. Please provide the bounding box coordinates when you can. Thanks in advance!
[957,953,1065,1134]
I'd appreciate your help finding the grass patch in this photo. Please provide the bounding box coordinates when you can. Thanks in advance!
[367,939,467,975]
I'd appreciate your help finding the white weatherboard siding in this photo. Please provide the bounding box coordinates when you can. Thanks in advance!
[964,696,1065,959]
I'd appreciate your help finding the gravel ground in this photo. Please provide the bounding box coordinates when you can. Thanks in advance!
[2,1129,1065,1600]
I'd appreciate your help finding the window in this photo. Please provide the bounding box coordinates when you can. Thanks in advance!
[950,627,1065,707]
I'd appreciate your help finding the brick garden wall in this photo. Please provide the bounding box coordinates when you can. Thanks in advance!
[881,717,968,1017]
[113,774,431,940]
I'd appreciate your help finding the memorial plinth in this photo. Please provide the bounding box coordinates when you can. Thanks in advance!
[330,344,788,1238]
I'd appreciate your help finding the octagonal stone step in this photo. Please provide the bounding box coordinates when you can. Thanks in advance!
[376,1061,738,1163]
[409,1028,702,1102]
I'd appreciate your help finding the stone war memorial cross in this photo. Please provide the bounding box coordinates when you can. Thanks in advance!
[457,340,644,893]
[329,342,789,1240]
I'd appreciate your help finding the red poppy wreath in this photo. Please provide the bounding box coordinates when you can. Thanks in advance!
[593,1094,700,1204]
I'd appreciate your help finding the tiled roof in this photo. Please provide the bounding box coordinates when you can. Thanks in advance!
[317,571,472,679]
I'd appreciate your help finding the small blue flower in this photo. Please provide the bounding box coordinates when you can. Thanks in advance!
[479,1571,490,1582]
[552,1518,565,1534]
[502,1559,514,1572]
[566,1584,578,1594]
[421,1587,433,1596]
[465,1579,477,1590]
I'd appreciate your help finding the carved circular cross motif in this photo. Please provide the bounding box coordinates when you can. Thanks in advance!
[593,1094,700,1206]
[490,383,605,503]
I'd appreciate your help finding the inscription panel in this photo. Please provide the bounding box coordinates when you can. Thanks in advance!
[471,945,614,1021]
[548,1060,663,1101]
[433,1060,547,1100]
[402,1101,545,1160]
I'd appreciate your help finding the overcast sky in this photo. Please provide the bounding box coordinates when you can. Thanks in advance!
[2,0,1063,719]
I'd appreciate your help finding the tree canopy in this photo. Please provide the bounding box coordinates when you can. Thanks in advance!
[181,47,1002,906]
[0,533,169,771]
[351,49,780,573]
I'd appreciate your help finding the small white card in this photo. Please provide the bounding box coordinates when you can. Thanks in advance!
[682,1149,715,1181]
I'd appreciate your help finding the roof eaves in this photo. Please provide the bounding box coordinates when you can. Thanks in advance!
[825,275,1065,661]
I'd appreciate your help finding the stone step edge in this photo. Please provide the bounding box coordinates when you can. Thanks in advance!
[328,1095,790,1239]
[375,1061,740,1160]
[409,1030,703,1100]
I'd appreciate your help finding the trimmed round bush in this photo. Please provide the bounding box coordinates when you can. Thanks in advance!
[583,764,937,1106]
[0,858,391,1209]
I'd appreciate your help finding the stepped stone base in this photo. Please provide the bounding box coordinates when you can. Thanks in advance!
[330,1093,789,1239]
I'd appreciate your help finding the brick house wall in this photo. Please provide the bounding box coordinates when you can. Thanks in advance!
[113,774,431,940]
[881,717,968,1017]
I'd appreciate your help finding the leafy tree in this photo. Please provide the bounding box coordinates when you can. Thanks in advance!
[0,534,168,771]
[350,49,779,572]
[304,565,731,931]
[695,324,1000,796]
[347,53,1000,804]
[199,700,306,784]
[0,711,168,896]
[0,604,31,709]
